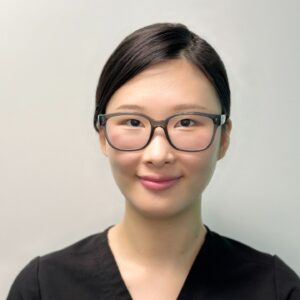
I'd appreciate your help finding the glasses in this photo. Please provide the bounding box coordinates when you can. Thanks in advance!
[98,112,227,152]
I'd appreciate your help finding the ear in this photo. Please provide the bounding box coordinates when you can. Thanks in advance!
[98,128,108,157]
[218,119,232,160]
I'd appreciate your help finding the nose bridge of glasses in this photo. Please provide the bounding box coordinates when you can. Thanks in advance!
[149,119,170,140]
[150,118,168,129]
[147,124,172,152]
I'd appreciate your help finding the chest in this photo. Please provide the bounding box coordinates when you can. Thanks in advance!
[120,266,189,300]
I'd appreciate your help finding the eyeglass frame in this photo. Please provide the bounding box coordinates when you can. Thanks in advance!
[97,111,228,152]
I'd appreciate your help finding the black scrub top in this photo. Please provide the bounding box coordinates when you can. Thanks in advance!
[7,226,300,300]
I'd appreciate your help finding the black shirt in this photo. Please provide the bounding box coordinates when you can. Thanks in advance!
[7,226,300,300]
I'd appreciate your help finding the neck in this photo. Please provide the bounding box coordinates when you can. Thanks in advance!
[108,197,206,266]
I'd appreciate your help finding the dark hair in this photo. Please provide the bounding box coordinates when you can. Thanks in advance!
[94,22,230,132]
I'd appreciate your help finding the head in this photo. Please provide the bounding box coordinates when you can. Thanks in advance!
[94,23,232,220]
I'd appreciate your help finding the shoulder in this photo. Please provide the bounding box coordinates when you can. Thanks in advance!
[273,255,300,299]
[205,228,300,299]
[7,228,110,300]
[7,256,40,300]
[39,230,105,266]
[207,229,275,265]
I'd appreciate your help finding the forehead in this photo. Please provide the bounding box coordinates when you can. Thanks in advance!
[106,58,221,115]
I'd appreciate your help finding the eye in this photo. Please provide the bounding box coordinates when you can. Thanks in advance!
[176,119,195,127]
[126,119,142,127]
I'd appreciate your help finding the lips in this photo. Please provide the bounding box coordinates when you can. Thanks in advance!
[138,175,182,191]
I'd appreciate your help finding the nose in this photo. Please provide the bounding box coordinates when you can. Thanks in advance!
[141,127,175,167]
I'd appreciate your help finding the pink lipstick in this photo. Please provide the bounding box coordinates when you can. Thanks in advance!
[138,176,181,191]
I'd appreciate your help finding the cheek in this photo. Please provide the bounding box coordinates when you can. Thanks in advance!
[107,150,139,188]
[186,154,216,192]
[183,132,221,191]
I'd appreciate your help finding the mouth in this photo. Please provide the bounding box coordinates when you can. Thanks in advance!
[138,175,182,191]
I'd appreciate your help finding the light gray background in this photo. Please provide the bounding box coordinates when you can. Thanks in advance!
[1,0,299,297]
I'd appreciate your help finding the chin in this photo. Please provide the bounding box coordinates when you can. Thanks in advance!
[125,190,200,221]
[128,203,188,220]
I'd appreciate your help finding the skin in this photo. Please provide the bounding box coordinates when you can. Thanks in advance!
[99,58,232,299]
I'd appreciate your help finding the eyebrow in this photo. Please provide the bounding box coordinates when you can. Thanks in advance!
[115,103,208,111]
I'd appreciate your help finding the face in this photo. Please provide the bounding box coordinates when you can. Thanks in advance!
[99,58,231,220]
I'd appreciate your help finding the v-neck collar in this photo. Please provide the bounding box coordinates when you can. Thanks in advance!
[98,225,211,300]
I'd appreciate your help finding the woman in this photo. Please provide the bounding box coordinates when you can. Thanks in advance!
[7,23,300,300]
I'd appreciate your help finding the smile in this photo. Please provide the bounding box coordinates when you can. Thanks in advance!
[138,176,182,191]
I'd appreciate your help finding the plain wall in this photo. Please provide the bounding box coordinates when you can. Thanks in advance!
[1,0,299,297]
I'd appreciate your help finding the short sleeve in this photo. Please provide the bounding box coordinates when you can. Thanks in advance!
[274,255,300,300]
[7,257,41,300]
